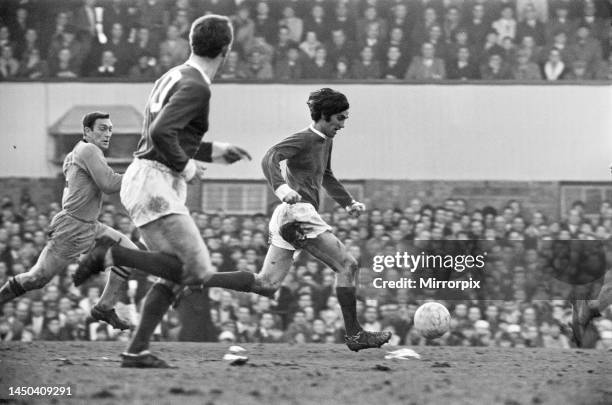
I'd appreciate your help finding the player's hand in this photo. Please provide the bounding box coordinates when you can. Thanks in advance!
[190,161,207,183]
[346,200,366,217]
[283,190,302,204]
[609,163,612,176]
[223,144,252,163]
[213,142,252,164]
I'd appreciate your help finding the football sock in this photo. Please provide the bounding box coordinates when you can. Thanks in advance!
[97,266,130,310]
[0,277,25,305]
[202,271,255,292]
[111,246,183,284]
[336,286,361,336]
[127,283,174,354]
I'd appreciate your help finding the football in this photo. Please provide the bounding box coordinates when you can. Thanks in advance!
[414,302,451,339]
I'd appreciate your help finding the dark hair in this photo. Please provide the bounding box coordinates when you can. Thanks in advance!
[82,111,109,130]
[307,88,349,121]
[190,14,233,58]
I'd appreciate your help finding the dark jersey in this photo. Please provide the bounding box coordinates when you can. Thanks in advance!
[135,62,214,172]
[262,126,353,211]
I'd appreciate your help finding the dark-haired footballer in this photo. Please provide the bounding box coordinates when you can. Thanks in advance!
[203,88,391,351]
[73,15,252,368]
[0,111,136,331]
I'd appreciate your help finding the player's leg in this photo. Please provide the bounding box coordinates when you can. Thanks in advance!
[121,213,214,367]
[88,225,137,330]
[0,246,70,305]
[302,231,392,351]
[201,245,294,298]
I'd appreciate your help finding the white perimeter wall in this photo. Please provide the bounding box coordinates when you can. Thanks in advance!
[0,82,610,180]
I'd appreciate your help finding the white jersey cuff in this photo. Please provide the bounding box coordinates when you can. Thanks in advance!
[211,141,231,164]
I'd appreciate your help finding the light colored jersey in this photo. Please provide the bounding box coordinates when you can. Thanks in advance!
[61,141,122,222]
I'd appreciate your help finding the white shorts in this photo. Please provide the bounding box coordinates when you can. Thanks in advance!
[120,158,189,227]
[269,202,331,251]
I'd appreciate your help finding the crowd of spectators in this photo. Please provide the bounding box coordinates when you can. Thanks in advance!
[0,0,611,81]
[1,189,612,350]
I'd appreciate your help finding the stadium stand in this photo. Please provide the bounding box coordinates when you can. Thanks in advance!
[0,0,610,81]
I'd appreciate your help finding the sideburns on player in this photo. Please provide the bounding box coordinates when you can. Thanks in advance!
[0,112,137,330]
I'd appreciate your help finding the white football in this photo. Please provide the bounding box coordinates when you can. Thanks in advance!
[414,302,451,339]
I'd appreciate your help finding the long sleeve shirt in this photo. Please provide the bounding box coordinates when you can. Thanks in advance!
[61,141,122,222]
[261,126,353,211]
[135,62,214,172]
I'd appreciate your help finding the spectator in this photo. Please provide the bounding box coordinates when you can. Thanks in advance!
[425,25,448,60]
[443,6,463,44]
[356,6,388,45]
[447,46,480,80]
[478,53,511,79]
[274,26,298,65]
[388,3,412,38]
[542,322,570,348]
[465,3,490,48]
[569,25,603,74]
[253,1,277,45]
[158,23,189,68]
[546,6,577,43]
[302,45,334,79]
[516,5,547,46]
[131,27,154,63]
[48,48,79,79]
[564,59,593,80]
[253,312,283,343]
[478,30,505,66]
[138,0,169,42]
[303,4,329,44]
[173,9,192,40]
[326,29,357,67]
[47,25,86,76]
[329,1,356,42]
[492,5,518,44]
[351,46,381,79]
[541,47,570,80]
[578,1,608,42]
[412,7,439,51]
[231,5,255,56]
[71,0,98,49]
[518,35,544,63]
[96,22,134,75]
[92,50,120,78]
[511,49,542,80]
[334,57,351,79]
[218,50,247,80]
[380,46,406,80]
[279,5,303,44]
[128,53,157,80]
[243,49,273,80]
[299,31,321,60]
[0,44,20,79]
[405,42,446,80]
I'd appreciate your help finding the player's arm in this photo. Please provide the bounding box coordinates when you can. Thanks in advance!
[149,81,209,173]
[77,143,122,194]
[322,144,365,216]
[261,135,305,204]
[193,141,251,164]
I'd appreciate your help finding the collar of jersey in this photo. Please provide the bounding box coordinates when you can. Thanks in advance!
[309,123,327,139]
[185,60,211,85]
